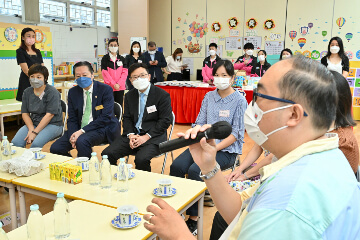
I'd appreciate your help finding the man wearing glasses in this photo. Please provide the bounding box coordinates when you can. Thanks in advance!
[102,63,172,171]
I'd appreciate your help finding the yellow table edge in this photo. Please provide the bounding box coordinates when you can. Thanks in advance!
[0,110,21,114]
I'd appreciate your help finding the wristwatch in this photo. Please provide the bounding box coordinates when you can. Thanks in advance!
[199,163,220,180]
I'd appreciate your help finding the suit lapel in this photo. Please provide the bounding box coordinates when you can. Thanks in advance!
[142,85,154,122]
[133,90,139,124]
[78,86,84,121]
[91,81,98,120]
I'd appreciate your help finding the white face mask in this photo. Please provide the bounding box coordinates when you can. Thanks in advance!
[330,46,340,54]
[258,55,265,62]
[133,47,140,53]
[244,101,291,146]
[149,50,156,55]
[213,77,231,90]
[109,46,118,53]
[209,50,216,56]
[246,50,254,56]
[132,77,150,91]
[176,55,181,60]
[282,54,291,59]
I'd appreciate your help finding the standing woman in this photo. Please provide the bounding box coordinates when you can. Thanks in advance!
[251,50,271,77]
[125,41,144,90]
[164,48,185,81]
[101,39,128,106]
[321,37,349,78]
[16,28,44,101]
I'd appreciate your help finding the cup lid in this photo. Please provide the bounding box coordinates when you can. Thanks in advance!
[76,157,89,162]
[157,178,173,185]
[117,205,138,214]
[29,147,42,151]
[30,204,39,211]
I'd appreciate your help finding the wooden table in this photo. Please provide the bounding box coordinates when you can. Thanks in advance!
[13,163,207,239]
[6,200,156,240]
[0,147,72,230]
[0,99,22,138]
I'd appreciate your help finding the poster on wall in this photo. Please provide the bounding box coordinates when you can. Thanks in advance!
[225,37,242,50]
[347,70,360,120]
[206,45,223,58]
[243,36,262,50]
[130,37,147,53]
[182,57,194,75]
[264,41,284,55]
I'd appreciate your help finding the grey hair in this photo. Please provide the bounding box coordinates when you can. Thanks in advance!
[278,55,337,130]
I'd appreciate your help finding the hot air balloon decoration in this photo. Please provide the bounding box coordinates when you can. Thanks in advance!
[308,23,314,29]
[289,31,297,41]
[300,27,309,36]
[298,38,306,49]
[322,31,327,37]
[336,17,346,29]
[345,33,353,42]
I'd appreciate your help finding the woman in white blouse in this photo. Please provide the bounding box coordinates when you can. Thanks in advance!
[164,48,186,81]
[321,37,349,78]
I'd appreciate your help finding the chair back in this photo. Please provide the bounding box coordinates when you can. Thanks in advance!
[114,102,122,122]
[60,100,68,137]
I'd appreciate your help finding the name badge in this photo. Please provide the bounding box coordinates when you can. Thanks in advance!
[95,105,104,111]
[117,61,123,66]
[256,67,260,69]
[219,110,230,117]
[147,105,157,114]
[138,60,142,63]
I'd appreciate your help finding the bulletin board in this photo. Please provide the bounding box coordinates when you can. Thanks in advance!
[0,22,53,99]
[347,69,360,120]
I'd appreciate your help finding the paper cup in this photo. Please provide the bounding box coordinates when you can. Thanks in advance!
[157,179,173,195]
[29,148,42,160]
[75,157,89,171]
[126,164,133,176]
[117,205,139,227]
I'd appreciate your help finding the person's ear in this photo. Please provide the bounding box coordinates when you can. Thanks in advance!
[286,104,304,127]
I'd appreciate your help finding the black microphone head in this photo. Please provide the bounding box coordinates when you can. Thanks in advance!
[208,121,232,139]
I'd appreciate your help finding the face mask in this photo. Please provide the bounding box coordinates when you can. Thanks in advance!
[244,101,291,146]
[109,46,118,53]
[176,55,181,60]
[258,55,265,62]
[209,50,216,56]
[330,46,340,54]
[149,50,156,55]
[282,54,291,59]
[133,47,140,53]
[25,38,35,46]
[246,50,254,56]
[75,77,93,89]
[213,77,231,90]
[30,78,44,88]
[132,77,150,91]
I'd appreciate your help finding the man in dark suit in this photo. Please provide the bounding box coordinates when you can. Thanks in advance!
[142,41,167,84]
[50,61,120,158]
[102,63,172,172]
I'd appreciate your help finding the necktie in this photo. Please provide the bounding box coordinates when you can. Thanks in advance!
[135,93,145,133]
[81,91,91,128]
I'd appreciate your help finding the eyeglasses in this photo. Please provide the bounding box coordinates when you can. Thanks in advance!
[253,88,308,116]
[130,73,148,81]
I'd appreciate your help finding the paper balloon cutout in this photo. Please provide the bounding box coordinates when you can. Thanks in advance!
[35,29,44,43]
[289,31,297,41]
[336,17,346,29]
[246,18,258,29]
[294,50,302,55]
[178,17,181,23]
[311,50,320,60]
[356,50,360,59]
[345,33,353,42]
[228,17,239,29]
[322,31,327,37]
[189,21,208,41]
[346,51,353,60]
[308,23,314,29]
[300,27,309,36]
[302,50,311,58]
[187,36,192,41]
[187,41,202,54]
[211,22,221,32]
[298,38,306,49]
[320,51,328,58]
[264,19,275,30]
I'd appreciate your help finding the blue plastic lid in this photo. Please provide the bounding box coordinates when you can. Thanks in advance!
[30,204,39,211]
[120,158,125,162]
[57,192,64,198]
[0,222,2,228]
[3,136,7,140]
[91,152,97,156]
[102,155,108,159]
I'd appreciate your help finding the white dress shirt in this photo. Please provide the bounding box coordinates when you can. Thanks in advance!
[82,83,94,126]
[165,56,182,73]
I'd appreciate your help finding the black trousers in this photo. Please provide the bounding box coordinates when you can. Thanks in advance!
[101,135,160,172]
[113,90,124,108]
[167,72,182,81]
[209,211,229,240]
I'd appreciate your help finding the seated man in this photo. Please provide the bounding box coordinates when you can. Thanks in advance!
[102,63,172,171]
[50,61,120,158]
[142,56,360,240]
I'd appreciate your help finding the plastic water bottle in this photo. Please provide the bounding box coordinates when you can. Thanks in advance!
[100,155,112,189]
[89,152,100,185]
[117,158,129,192]
[54,192,70,239]
[2,136,11,160]
[27,204,46,240]
[0,222,9,240]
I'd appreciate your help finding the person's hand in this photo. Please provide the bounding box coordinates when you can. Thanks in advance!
[129,134,139,149]
[144,198,195,240]
[133,135,150,148]
[206,79,213,84]
[166,71,172,75]
[225,169,243,183]
[26,132,37,144]
[179,125,217,174]
[235,174,247,181]
[24,128,34,142]
[70,130,84,149]
[244,59,249,65]
[153,60,158,65]
[150,61,156,65]
[114,84,120,90]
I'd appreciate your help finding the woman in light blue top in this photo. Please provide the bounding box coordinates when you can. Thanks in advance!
[169,60,247,235]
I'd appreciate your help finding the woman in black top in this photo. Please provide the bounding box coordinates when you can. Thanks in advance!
[320,37,349,78]
[16,28,44,101]
[251,50,271,77]
[124,41,144,90]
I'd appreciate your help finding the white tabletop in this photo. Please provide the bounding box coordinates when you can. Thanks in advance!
[0,99,21,114]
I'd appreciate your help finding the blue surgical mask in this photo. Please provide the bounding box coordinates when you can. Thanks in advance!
[75,77,92,88]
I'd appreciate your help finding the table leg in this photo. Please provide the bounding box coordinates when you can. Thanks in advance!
[18,189,27,226]
[8,184,17,230]
[197,193,204,240]
[0,115,4,138]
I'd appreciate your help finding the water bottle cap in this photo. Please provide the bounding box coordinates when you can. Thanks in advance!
[120,158,125,162]
[57,192,64,198]
[0,222,2,228]
[91,152,97,156]
[30,204,39,211]
[102,155,108,159]
[3,136,7,139]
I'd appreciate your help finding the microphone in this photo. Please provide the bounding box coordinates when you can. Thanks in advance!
[159,121,232,154]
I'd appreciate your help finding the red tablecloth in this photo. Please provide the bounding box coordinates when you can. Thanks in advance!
[157,85,253,124]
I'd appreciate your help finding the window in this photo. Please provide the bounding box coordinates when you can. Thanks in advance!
[70,4,94,25]
[0,0,21,16]
[96,0,110,8]
[96,9,110,27]
[39,0,66,21]
[71,0,93,5]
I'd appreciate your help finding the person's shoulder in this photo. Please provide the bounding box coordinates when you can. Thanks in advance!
[45,84,58,93]
[152,84,169,96]
[166,55,172,61]
[96,80,112,91]
[23,86,33,95]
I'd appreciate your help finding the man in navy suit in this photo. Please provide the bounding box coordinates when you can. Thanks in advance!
[50,61,120,158]
[142,41,167,84]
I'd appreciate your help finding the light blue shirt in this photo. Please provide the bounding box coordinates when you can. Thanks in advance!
[137,84,151,130]
[192,89,247,154]
[150,53,155,61]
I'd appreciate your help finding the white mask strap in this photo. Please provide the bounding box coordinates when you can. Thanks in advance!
[266,126,288,137]
[263,104,293,115]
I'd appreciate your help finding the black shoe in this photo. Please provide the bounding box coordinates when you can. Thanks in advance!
[185,219,198,236]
